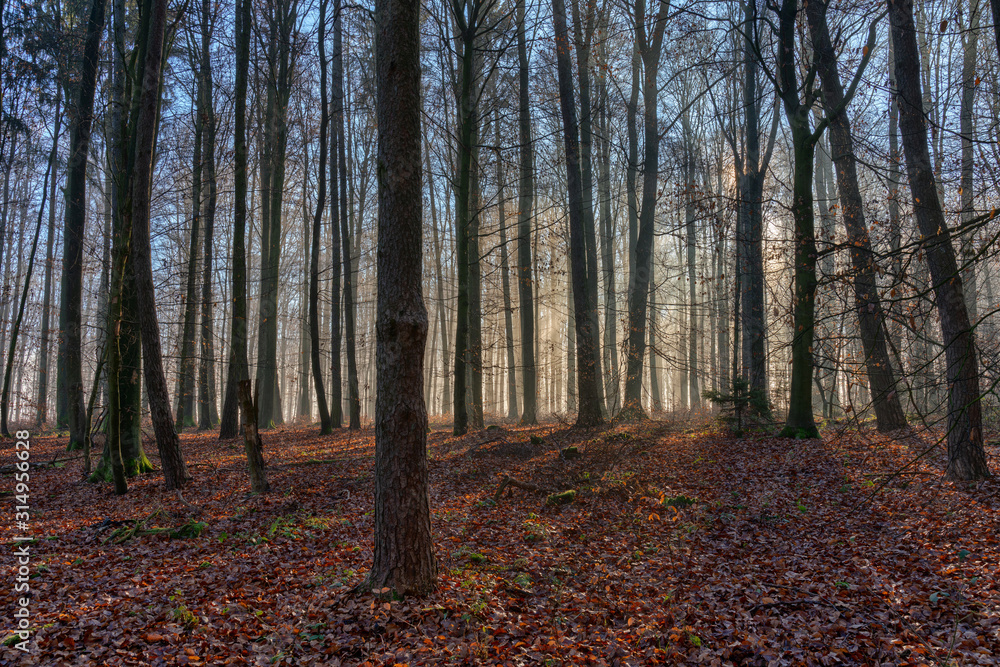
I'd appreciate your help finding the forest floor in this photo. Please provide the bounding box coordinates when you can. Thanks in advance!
[0,416,998,666]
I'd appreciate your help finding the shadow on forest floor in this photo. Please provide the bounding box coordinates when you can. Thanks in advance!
[1,418,998,665]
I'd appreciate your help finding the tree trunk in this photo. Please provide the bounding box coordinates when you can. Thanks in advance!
[806,0,907,432]
[239,380,270,493]
[36,89,61,428]
[365,0,437,595]
[889,0,990,480]
[130,0,187,489]
[329,4,343,427]
[739,0,771,402]
[451,5,478,435]
[176,104,202,430]
[59,0,106,449]
[621,0,670,420]
[596,61,618,415]
[219,0,251,439]
[425,123,451,415]
[570,0,605,418]
[310,0,333,435]
[258,0,295,428]
[95,0,151,481]
[335,1,360,429]
[516,0,537,425]
[775,0,820,439]
[494,109,518,421]
[683,115,699,409]
[198,0,218,430]
[551,0,602,427]
[958,0,979,321]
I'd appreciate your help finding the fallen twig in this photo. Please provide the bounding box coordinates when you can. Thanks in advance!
[494,474,553,502]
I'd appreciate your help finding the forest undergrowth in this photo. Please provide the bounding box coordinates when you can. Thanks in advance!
[1,417,998,666]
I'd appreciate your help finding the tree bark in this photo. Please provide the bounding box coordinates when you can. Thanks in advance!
[889,0,990,480]
[58,0,106,449]
[806,0,907,432]
[620,0,670,420]
[36,89,61,427]
[220,0,252,439]
[551,0,603,427]
[328,0,343,427]
[774,0,820,439]
[958,0,979,321]
[130,0,187,489]
[494,109,518,421]
[335,1,360,429]
[515,0,537,425]
[176,99,202,430]
[311,0,333,435]
[239,380,270,493]
[365,0,437,595]
[198,0,219,430]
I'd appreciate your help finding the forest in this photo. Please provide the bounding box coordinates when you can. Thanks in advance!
[0,0,998,662]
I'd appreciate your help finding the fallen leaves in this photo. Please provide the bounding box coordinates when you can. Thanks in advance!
[0,420,997,665]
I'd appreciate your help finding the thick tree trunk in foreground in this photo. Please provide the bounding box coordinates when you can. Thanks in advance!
[364,0,436,596]
[889,0,990,480]
[131,0,187,489]
[807,0,907,432]
[59,0,106,449]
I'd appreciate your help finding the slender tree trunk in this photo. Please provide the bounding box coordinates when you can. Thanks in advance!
[597,66,618,415]
[683,117,699,409]
[621,0,670,420]
[807,0,907,431]
[335,1,360,429]
[364,0,436,595]
[889,0,990,480]
[451,8,477,435]
[425,124,451,415]
[36,90,61,428]
[551,0,603,427]
[2,159,49,435]
[258,0,295,428]
[220,0,251,439]
[176,102,202,429]
[329,11,343,427]
[648,260,661,412]
[958,0,979,321]
[59,0,107,449]
[570,0,605,418]
[198,0,218,430]
[310,0,333,434]
[468,110,484,428]
[494,109,518,421]
[739,0,771,402]
[131,0,187,489]
[516,0,537,424]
